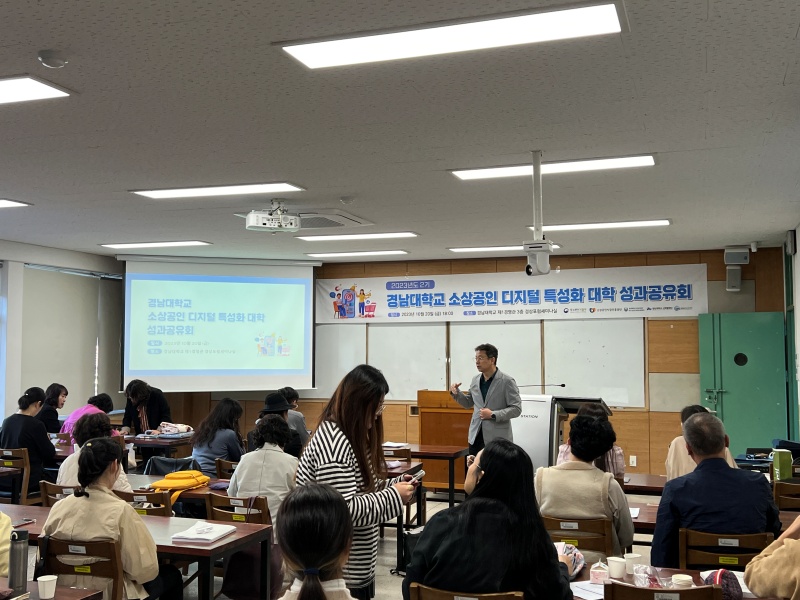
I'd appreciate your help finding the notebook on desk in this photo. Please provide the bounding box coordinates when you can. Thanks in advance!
[172,521,236,543]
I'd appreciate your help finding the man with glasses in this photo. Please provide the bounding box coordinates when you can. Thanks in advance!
[449,343,522,456]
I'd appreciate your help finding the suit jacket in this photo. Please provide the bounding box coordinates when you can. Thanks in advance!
[651,457,782,568]
[452,368,522,444]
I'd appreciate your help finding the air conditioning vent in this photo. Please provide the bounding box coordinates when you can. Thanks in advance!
[299,210,373,229]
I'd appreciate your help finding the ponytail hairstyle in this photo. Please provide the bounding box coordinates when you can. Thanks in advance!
[276,484,353,600]
[18,387,45,410]
[75,437,122,497]
[44,383,68,407]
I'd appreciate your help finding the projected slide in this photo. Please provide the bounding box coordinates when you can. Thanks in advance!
[124,270,313,391]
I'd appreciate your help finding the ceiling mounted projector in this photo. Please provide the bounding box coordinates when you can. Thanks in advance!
[242,199,301,232]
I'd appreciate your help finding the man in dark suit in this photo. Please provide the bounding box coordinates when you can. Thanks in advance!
[449,343,522,456]
[651,412,782,567]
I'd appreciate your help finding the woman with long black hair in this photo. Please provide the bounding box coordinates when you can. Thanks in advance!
[191,397,245,477]
[403,438,572,600]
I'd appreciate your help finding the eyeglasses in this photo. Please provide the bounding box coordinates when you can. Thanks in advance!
[475,355,490,362]
[376,404,386,416]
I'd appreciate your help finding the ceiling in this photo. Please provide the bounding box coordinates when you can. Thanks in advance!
[0,0,798,264]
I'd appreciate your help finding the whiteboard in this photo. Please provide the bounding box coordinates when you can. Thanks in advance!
[367,323,447,400]
[543,318,645,407]
[449,321,542,391]
[313,324,367,398]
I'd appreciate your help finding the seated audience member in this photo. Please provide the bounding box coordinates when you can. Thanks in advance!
[60,393,118,444]
[42,437,183,600]
[57,412,132,492]
[247,393,303,458]
[651,413,781,568]
[191,397,245,477]
[121,379,172,465]
[556,403,625,478]
[536,415,633,562]
[0,387,56,495]
[224,415,299,600]
[665,404,737,480]
[0,511,10,577]
[745,514,800,600]
[276,483,357,600]
[36,382,69,433]
[279,386,310,447]
[404,439,572,600]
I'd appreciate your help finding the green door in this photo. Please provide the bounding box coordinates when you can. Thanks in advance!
[699,312,788,457]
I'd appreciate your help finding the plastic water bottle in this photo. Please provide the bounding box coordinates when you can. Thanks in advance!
[8,529,28,595]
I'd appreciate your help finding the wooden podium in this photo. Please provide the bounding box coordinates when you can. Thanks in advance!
[417,390,471,491]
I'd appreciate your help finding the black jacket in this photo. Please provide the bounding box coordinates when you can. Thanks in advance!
[403,500,572,600]
[122,387,172,433]
[0,414,56,493]
[35,404,61,434]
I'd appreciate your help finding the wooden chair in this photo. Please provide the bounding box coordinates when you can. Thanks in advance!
[55,432,72,445]
[603,581,722,600]
[206,493,271,525]
[408,582,523,600]
[678,528,774,570]
[0,448,41,505]
[542,516,615,557]
[773,480,800,510]
[40,481,79,507]
[215,458,238,479]
[40,537,124,600]
[114,489,172,516]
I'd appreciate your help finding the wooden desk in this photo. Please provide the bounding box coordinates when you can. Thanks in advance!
[624,473,666,496]
[386,444,469,508]
[416,390,471,496]
[628,501,797,534]
[0,504,271,600]
[0,576,102,600]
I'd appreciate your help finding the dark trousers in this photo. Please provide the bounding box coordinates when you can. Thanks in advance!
[469,427,485,457]
[348,580,375,600]
[143,564,183,600]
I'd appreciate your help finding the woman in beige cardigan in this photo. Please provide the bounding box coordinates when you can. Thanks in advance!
[744,514,800,600]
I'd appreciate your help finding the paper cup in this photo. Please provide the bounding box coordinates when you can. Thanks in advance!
[624,553,642,575]
[607,556,626,578]
[672,574,693,588]
[37,575,58,599]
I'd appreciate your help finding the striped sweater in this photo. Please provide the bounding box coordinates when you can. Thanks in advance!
[296,420,403,587]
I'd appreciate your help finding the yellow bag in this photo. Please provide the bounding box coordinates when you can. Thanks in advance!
[150,470,210,504]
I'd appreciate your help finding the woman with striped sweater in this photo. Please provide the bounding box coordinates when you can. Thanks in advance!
[296,365,417,600]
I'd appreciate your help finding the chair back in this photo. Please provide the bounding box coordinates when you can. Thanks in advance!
[114,489,173,516]
[408,583,523,600]
[40,537,124,600]
[0,447,37,505]
[773,480,800,510]
[206,493,271,525]
[678,528,774,570]
[542,515,615,556]
[215,458,238,479]
[603,581,722,600]
[142,456,200,475]
[40,481,79,507]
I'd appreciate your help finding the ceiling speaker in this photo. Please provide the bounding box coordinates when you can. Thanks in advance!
[724,247,750,265]
[726,266,742,292]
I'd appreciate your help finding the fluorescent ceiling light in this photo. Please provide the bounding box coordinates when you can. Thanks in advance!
[296,232,417,241]
[449,244,560,253]
[282,3,621,68]
[532,220,670,232]
[132,183,304,199]
[453,155,655,180]
[0,76,70,105]
[306,250,408,258]
[100,241,211,249]
[0,199,31,208]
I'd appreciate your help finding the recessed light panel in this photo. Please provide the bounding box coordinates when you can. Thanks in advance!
[306,250,408,258]
[296,232,417,241]
[0,76,69,105]
[453,155,655,180]
[132,183,304,199]
[0,199,31,208]
[101,241,211,249]
[533,220,670,232]
[282,3,621,68]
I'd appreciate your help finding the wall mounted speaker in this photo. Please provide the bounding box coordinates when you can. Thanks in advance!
[726,265,742,292]
[724,247,750,265]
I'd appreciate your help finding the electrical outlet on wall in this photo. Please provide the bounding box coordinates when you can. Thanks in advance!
[629,455,637,467]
